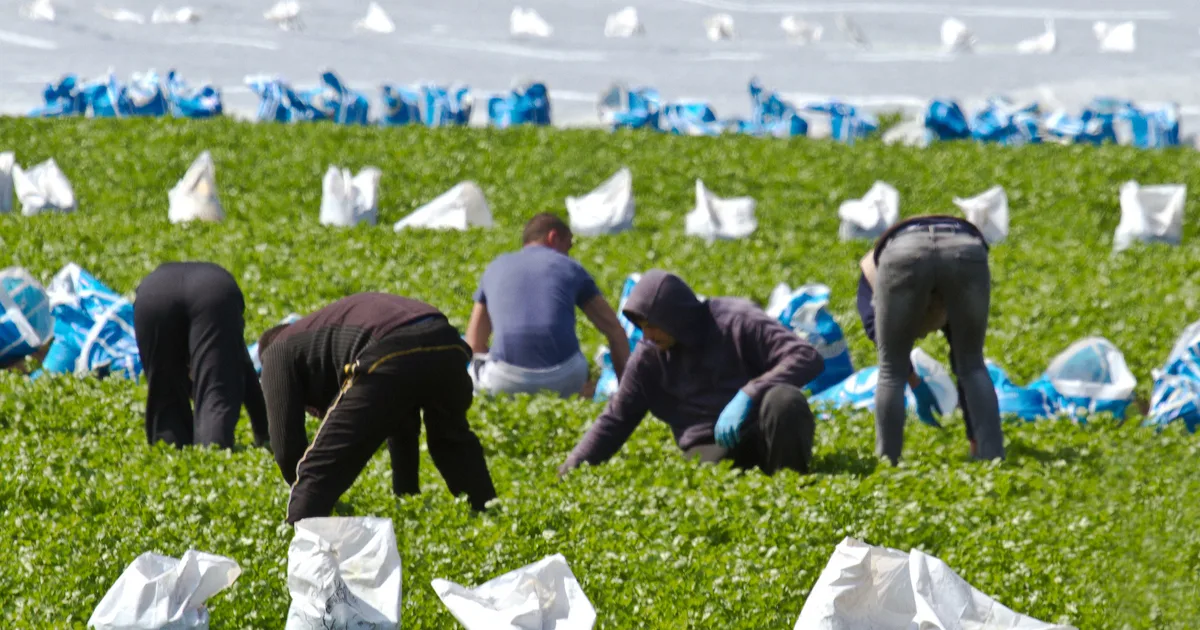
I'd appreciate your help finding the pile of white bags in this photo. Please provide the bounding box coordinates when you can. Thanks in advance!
[394,181,494,231]
[320,165,381,227]
[285,517,402,630]
[685,179,757,240]
[12,157,75,215]
[953,185,1009,244]
[1113,181,1185,252]
[432,554,596,629]
[795,537,1076,629]
[88,551,241,629]
[168,151,224,224]
[838,181,898,240]
[565,167,635,235]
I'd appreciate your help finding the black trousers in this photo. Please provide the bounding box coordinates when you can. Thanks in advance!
[286,319,497,524]
[687,385,815,475]
[133,263,268,449]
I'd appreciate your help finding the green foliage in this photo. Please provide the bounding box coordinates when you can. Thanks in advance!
[1,118,1199,628]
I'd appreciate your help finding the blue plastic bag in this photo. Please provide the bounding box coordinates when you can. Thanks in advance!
[969,97,1041,146]
[125,71,169,117]
[601,85,661,131]
[924,99,971,140]
[29,75,87,118]
[246,75,303,123]
[298,71,370,125]
[0,268,53,366]
[764,283,853,395]
[660,102,724,136]
[420,83,473,127]
[1118,103,1180,149]
[986,360,1051,421]
[380,85,422,126]
[592,273,642,402]
[166,70,223,119]
[35,264,141,380]
[810,348,958,424]
[742,79,807,138]
[248,313,304,374]
[1026,337,1136,422]
[487,82,551,128]
[804,101,878,144]
[1146,321,1200,432]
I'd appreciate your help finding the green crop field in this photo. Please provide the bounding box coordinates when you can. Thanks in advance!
[2,118,1200,628]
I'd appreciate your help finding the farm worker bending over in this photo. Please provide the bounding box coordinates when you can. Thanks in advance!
[133,262,269,449]
[466,212,630,398]
[256,292,497,524]
[558,270,824,476]
[857,215,1004,464]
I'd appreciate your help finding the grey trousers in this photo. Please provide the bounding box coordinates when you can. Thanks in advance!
[873,228,1004,464]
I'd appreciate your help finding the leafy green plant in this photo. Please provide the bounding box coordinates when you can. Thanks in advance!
[1,118,1199,628]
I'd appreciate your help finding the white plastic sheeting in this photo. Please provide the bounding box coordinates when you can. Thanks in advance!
[432,554,596,630]
[565,167,635,236]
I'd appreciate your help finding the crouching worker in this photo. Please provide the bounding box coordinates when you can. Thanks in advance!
[558,270,824,477]
[858,215,1004,465]
[133,262,268,449]
[466,213,630,399]
[257,292,497,524]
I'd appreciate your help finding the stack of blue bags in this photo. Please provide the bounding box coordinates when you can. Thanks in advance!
[29,70,223,119]
[924,96,1181,149]
[247,71,370,125]
[379,82,472,127]
[34,263,142,380]
[1146,321,1200,433]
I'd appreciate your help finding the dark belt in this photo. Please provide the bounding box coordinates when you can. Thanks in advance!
[894,222,975,237]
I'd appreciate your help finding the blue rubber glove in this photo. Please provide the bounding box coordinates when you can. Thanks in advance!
[911,379,943,427]
[715,390,754,448]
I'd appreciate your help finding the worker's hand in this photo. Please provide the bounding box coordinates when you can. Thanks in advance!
[911,379,943,427]
[715,390,753,448]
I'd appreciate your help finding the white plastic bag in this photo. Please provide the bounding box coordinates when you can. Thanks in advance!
[685,179,757,241]
[12,158,75,216]
[780,15,822,45]
[97,7,147,23]
[940,17,975,53]
[1113,181,1185,252]
[953,185,1009,244]
[704,13,735,41]
[168,151,224,224]
[354,1,395,33]
[320,165,381,227]
[604,7,643,38]
[837,181,898,240]
[511,7,552,38]
[1094,21,1135,52]
[432,554,596,630]
[794,537,1076,630]
[566,167,634,235]
[285,517,402,630]
[21,0,55,21]
[263,0,302,30]
[881,120,931,147]
[150,6,200,24]
[87,551,241,630]
[0,151,13,214]
[1017,19,1056,54]
[393,181,494,231]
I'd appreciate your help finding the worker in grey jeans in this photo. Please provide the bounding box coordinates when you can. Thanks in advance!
[859,215,1004,464]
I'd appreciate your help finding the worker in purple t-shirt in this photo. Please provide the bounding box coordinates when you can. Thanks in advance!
[466,213,630,398]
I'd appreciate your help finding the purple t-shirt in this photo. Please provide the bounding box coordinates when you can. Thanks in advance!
[474,245,601,369]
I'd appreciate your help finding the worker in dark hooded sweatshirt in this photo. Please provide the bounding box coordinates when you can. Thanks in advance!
[559,270,825,477]
[256,292,497,524]
[857,215,1004,464]
[133,261,269,449]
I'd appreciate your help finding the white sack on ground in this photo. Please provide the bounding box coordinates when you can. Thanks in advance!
[319,165,381,227]
[12,158,75,216]
[941,17,975,53]
[432,554,597,630]
[0,152,13,214]
[511,7,552,38]
[685,179,757,240]
[150,6,201,24]
[264,0,302,30]
[1114,181,1185,251]
[97,7,147,23]
[837,181,898,240]
[794,537,1077,630]
[953,185,1009,244]
[1094,21,1135,52]
[87,551,241,630]
[393,181,493,231]
[604,7,644,38]
[168,151,224,224]
[781,15,822,45]
[881,119,931,147]
[354,2,395,33]
[565,167,635,235]
[1017,19,1057,54]
[704,13,735,41]
[285,517,402,630]
[20,0,55,22]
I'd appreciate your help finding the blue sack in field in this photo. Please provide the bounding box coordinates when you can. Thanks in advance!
[29,75,87,118]
[970,97,1041,146]
[660,101,724,136]
[1145,321,1200,432]
[419,83,473,127]
[166,70,223,118]
[249,313,304,374]
[1045,97,1127,145]
[1117,102,1181,149]
[246,75,301,122]
[924,99,970,141]
[600,84,661,130]
[125,70,169,117]
[592,273,643,402]
[36,263,141,379]
[488,81,551,128]
[810,349,958,424]
[380,85,421,126]
[742,79,807,138]
[986,360,1051,420]
[1026,337,1136,422]
[803,101,878,144]
[0,268,53,367]
[295,71,370,125]
[81,73,127,118]
[764,283,853,395]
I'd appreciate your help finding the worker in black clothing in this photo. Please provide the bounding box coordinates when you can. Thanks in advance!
[256,292,497,524]
[133,262,269,449]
